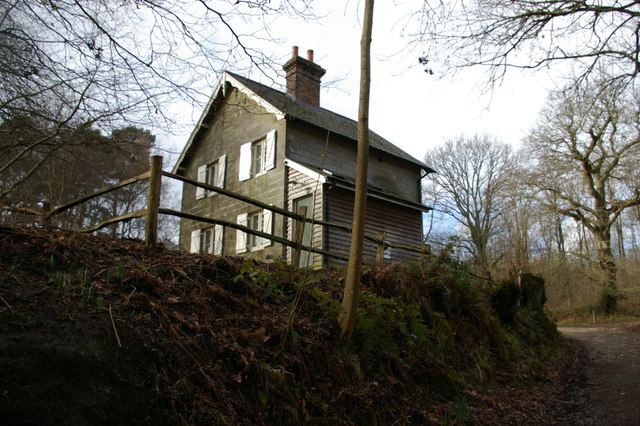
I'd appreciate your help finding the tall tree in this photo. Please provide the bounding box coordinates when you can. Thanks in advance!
[498,181,534,280]
[524,76,640,313]
[339,0,375,341]
[0,121,155,235]
[413,0,640,84]
[423,134,517,278]
[0,0,313,201]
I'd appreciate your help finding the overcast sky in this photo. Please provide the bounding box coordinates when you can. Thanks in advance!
[162,1,559,166]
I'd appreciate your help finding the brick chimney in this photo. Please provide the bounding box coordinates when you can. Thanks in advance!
[282,46,326,107]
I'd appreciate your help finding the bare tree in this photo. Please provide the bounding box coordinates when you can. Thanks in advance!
[412,0,640,84]
[523,76,640,313]
[497,181,534,280]
[0,0,313,201]
[423,134,518,278]
[0,121,155,231]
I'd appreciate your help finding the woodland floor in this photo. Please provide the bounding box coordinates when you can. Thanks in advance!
[555,321,640,426]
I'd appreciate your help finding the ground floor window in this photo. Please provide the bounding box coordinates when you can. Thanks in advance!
[236,209,273,253]
[190,225,223,255]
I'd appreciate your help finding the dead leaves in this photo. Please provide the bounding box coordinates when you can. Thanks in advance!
[0,225,569,425]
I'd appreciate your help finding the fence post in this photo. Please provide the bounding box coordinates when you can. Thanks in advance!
[376,231,386,265]
[145,155,162,245]
[291,205,308,268]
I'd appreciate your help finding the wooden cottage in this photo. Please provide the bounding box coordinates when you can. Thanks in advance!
[173,47,434,267]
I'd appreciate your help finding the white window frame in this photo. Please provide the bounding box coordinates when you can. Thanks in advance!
[239,130,276,181]
[247,210,263,251]
[190,225,224,255]
[251,139,266,178]
[202,228,214,254]
[236,209,273,253]
[196,155,226,199]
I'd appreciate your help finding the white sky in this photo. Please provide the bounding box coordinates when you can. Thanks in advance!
[161,1,558,167]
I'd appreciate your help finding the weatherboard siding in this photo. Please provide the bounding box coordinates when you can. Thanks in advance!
[285,120,423,203]
[285,167,324,268]
[325,187,423,265]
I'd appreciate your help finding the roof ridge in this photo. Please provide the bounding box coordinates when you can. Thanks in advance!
[223,71,431,170]
[226,71,356,120]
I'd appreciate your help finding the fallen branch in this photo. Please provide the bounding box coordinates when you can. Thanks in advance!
[108,305,122,347]
[0,295,14,313]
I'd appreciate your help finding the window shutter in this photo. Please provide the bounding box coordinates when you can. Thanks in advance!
[204,230,213,254]
[196,165,207,199]
[265,130,276,171]
[190,229,201,253]
[236,213,248,253]
[217,155,226,188]
[239,142,251,181]
[261,209,273,248]
[214,224,223,256]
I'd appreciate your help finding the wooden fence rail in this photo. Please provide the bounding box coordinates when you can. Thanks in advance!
[160,208,349,262]
[165,169,427,255]
[1,156,428,265]
[162,171,370,241]
[47,172,151,218]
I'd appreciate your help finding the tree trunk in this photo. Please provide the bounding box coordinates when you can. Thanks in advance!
[475,246,491,279]
[615,218,626,258]
[631,220,639,262]
[578,222,591,265]
[555,214,566,261]
[470,226,491,279]
[339,0,375,341]
[594,229,619,314]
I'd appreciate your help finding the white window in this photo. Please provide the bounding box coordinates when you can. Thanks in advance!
[196,155,226,199]
[384,244,391,260]
[247,211,263,251]
[190,225,224,255]
[202,228,214,254]
[239,130,276,181]
[252,139,266,177]
[236,209,273,253]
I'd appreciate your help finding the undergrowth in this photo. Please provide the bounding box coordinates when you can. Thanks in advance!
[0,226,560,425]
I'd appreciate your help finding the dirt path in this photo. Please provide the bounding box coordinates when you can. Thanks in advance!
[558,322,640,425]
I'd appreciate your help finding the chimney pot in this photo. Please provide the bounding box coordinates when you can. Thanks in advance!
[283,47,326,107]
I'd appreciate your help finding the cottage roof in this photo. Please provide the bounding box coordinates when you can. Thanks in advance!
[173,71,434,174]
[226,72,432,171]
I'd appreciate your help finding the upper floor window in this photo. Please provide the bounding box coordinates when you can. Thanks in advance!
[251,138,266,177]
[239,130,276,181]
[196,155,226,199]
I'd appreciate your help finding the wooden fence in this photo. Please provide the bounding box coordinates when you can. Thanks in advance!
[1,156,429,265]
